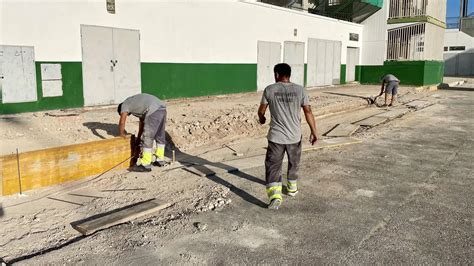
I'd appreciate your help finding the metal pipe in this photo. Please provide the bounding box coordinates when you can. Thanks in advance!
[16,148,22,195]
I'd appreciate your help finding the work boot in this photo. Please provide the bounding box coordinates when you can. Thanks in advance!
[132,148,153,172]
[268,198,282,210]
[285,180,298,197]
[129,165,152,172]
[153,160,168,167]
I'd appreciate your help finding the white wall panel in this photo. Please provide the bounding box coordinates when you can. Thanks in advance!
[1,0,362,64]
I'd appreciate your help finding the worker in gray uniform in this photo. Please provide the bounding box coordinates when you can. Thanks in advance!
[117,93,167,172]
[379,74,400,107]
[258,63,318,210]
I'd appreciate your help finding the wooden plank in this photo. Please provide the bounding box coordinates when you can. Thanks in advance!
[71,199,170,235]
[354,116,388,127]
[325,123,360,137]
[0,136,135,196]
[374,108,410,119]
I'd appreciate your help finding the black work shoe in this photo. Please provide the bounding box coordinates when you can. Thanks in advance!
[153,160,168,167]
[129,165,152,172]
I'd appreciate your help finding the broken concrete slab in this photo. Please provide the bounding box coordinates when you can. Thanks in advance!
[374,108,410,119]
[405,100,432,110]
[325,123,360,137]
[71,199,170,236]
[354,116,388,127]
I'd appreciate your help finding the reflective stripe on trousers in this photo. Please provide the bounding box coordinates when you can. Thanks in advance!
[287,179,297,192]
[266,182,282,200]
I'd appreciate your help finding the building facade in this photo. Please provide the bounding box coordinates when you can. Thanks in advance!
[0,0,446,114]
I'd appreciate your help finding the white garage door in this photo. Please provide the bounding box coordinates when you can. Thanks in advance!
[0,45,38,103]
[284,41,305,87]
[307,39,341,87]
[257,41,281,91]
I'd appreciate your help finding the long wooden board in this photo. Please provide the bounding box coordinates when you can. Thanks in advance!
[325,123,360,137]
[0,136,135,196]
[71,199,170,235]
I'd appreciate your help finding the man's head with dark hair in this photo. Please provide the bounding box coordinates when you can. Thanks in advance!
[274,63,291,82]
[117,103,123,115]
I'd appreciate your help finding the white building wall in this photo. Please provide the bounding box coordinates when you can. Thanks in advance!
[0,0,363,64]
[444,29,474,49]
[360,0,388,65]
[424,23,445,60]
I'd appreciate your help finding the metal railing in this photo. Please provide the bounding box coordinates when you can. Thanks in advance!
[389,0,446,22]
[387,23,426,60]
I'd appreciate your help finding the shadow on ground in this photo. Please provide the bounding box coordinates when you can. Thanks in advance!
[83,122,120,139]
[162,132,267,208]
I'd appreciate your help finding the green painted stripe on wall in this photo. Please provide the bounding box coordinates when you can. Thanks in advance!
[141,63,257,99]
[340,64,347,85]
[358,61,444,86]
[0,62,84,115]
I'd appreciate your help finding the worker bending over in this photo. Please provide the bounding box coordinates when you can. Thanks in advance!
[379,74,400,107]
[258,63,318,210]
[118,93,167,172]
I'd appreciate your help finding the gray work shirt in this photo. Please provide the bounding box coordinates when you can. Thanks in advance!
[381,74,400,83]
[261,82,310,144]
[120,93,166,119]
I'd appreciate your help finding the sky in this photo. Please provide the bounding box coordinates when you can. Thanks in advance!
[447,0,473,18]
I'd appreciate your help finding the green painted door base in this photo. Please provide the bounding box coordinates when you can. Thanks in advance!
[356,61,444,86]
[340,64,347,85]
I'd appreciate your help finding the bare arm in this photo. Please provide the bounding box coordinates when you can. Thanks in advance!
[258,104,268,124]
[137,118,144,141]
[379,81,385,96]
[303,105,318,145]
[118,112,128,137]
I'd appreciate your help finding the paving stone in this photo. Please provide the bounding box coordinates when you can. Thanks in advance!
[354,116,388,127]
[326,123,360,137]
[374,108,410,119]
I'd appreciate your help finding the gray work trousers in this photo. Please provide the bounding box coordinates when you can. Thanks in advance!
[265,140,302,185]
[142,109,167,149]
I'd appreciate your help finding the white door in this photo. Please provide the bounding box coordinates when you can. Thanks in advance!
[346,47,359,82]
[284,41,305,87]
[112,28,141,103]
[0,46,37,103]
[257,41,281,91]
[307,39,341,87]
[81,25,141,106]
[81,25,115,106]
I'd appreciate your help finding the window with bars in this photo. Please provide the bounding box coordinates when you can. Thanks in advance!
[387,23,426,60]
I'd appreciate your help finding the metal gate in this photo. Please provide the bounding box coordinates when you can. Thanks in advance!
[257,41,281,91]
[346,47,359,82]
[307,38,341,87]
[284,41,305,86]
[81,25,141,106]
[0,45,38,103]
